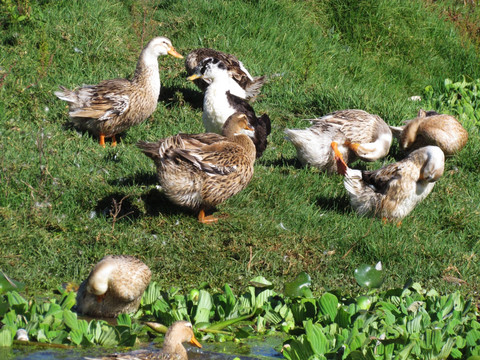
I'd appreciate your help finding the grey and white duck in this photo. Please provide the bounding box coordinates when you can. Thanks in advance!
[284,109,392,173]
[185,48,265,101]
[332,143,445,222]
[187,57,271,158]
[55,37,183,147]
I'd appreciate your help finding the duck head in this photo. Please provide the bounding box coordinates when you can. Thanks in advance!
[187,57,228,82]
[145,36,183,58]
[419,146,445,182]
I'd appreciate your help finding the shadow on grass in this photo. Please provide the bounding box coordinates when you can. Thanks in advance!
[141,188,191,218]
[108,171,158,187]
[159,85,203,110]
[315,194,351,215]
[95,192,142,221]
[61,122,128,147]
[260,155,305,169]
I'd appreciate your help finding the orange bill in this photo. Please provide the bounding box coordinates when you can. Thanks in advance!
[190,335,202,348]
[187,73,202,81]
[331,141,348,176]
[167,47,183,59]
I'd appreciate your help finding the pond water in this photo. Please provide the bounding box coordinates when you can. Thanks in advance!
[1,336,284,359]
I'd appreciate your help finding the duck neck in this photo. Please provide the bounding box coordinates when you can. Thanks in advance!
[132,48,161,97]
[162,342,188,360]
[232,134,256,162]
[401,117,426,149]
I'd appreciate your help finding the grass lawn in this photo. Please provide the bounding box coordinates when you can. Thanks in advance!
[1,0,479,300]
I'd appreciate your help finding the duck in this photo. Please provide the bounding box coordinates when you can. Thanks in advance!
[331,142,445,222]
[185,48,265,101]
[187,57,271,158]
[389,109,468,155]
[55,37,183,147]
[137,113,256,224]
[284,109,392,173]
[84,321,202,360]
[76,255,151,318]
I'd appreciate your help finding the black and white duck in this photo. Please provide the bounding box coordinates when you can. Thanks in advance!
[185,48,265,101]
[187,57,271,158]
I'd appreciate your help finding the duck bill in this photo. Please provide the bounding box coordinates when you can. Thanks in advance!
[190,335,202,348]
[167,47,183,59]
[96,294,106,303]
[187,74,202,81]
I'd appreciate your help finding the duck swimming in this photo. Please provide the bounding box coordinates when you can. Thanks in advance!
[332,142,445,222]
[285,109,392,173]
[55,37,183,147]
[85,321,202,360]
[185,48,265,101]
[389,109,468,155]
[76,255,151,318]
[187,57,271,158]
[137,113,256,224]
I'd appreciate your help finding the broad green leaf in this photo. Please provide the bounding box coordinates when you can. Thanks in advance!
[248,276,273,288]
[97,325,119,347]
[0,272,25,294]
[354,264,384,289]
[305,320,330,355]
[284,272,313,298]
[116,313,132,327]
[318,293,338,322]
[194,289,213,324]
[63,310,78,331]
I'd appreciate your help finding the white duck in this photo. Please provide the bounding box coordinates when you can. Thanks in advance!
[285,109,392,173]
[332,142,445,222]
[55,37,183,147]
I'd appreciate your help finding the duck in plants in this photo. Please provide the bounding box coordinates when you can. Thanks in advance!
[331,143,445,222]
[76,255,151,318]
[55,37,183,147]
[389,109,468,156]
[285,109,392,173]
[137,113,256,224]
[185,48,265,101]
[187,57,271,158]
[85,321,202,360]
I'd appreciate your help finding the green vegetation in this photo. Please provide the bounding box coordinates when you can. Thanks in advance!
[1,0,480,355]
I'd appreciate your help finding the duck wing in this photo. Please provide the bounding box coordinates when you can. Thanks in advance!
[59,79,132,121]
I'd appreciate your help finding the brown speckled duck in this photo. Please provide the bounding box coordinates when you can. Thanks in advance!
[389,109,468,155]
[285,109,392,173]
[55,37,183,147]
[185,48,265,101]
[332,142,445,222]
[137,113,256,224]
[84,321,202,360]
[76,255,151,318]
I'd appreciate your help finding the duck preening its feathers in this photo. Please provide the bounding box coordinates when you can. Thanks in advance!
[76,255,151,318]
[389,109,468,156]
[137,113,256,224]
[55,37,183,147]
[332,142,445,221]
[188,57,271,158]
[185,48,265,101]
[285,109,392,173]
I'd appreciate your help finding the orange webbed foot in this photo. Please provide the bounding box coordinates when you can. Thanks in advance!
[331,141,348,176]
[345,140,360,153]
[198,209,219,224]
[111,135,117,147]
[99,134,106,148]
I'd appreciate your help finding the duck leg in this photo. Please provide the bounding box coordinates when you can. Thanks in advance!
[111,135,117,147]
[345,140,360,153]
[198,209,219,224]
[99,134,106,148]
[331,141,348,175]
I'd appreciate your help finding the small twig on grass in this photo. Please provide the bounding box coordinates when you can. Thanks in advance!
[110,195,134,231]
[247,246,253,272]
[341,218,374,259]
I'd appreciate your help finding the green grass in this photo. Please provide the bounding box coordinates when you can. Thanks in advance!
[1,0,480,299]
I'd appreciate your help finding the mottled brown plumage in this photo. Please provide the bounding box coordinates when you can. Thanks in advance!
[55,37,183,147]
[285,109,392,173]
[84,321,201,360]
[389,109,468,155]
[76,255,151,318]
[185,48,265,100]
[332,144,445,221]
[137,113,256,224]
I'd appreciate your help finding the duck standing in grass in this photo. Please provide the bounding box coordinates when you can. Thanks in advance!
[389,109,468,155]
[137,113,256,224]
[76,255,151,318]
[331,142,445,222]
[284,109,392,173]
[85,321,202,360]
[55,37,183,147]
[187,57,271,158]
[185,48,265,101]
